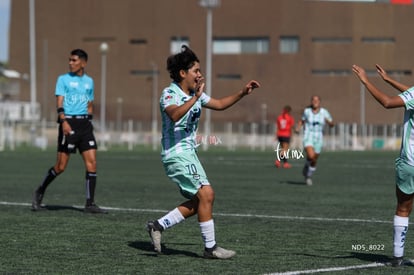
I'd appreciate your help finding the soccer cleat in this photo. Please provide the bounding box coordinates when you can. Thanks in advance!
[305,177,313,186]
[146,221,162,253]
[275,160,281,168]
[387,256,414,267]
[203,246,236,259]
[31,189,44,211]
[84,203,108,214]
[282,162,292,169]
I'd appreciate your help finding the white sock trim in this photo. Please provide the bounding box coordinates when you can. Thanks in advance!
[199,219,216,249]
[393,215,409,258]
[307,166,316,177]
[394,215,409,226]
[158,208,185,230]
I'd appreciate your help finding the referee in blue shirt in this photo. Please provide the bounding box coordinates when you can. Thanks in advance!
[32,49,107,214]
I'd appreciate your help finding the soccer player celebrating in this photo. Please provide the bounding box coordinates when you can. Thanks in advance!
[146,45,260,259]
[296,95,334,186]
[353,64,414,267]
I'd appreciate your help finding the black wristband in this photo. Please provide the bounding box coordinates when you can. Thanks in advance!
[57,107,64,114]
[88,114,93,120]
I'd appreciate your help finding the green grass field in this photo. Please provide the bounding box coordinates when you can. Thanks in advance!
[1,148,413,274]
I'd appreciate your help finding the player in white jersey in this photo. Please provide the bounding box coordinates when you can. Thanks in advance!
[146,45,260,259]
[353,64,414,267]
[296,96,334,185]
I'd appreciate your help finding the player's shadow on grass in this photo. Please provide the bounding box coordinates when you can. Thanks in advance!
[280,180,307,185]
[349,252,391,263]
[41,205,84,212]
[128,241,200,258]
[299,251,390,263]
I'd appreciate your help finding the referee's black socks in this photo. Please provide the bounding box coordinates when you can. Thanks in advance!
[85,171,97,205]
[37,167,58,194]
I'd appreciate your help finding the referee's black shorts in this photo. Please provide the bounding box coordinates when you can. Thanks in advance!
[57,116,98,154]
[278,136,291,144]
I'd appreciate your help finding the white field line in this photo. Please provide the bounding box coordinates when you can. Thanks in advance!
[0,200,396,224]
[265,262,385,275]
[1,200,395,274]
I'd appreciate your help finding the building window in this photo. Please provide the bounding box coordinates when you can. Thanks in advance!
[217,73,242,80]
[312,69,350,76]
[373,69,411,76]
[129,39,147,45]
[213,37,269,54]
[361,37,395,43]
[82,37,116,42]
[170,37,189,53]
[311,37,352,43]
[279,36,299,54]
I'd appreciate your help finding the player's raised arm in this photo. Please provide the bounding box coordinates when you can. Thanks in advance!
[204,80,260,111]
[375,64,410,93]
[164,96,200,122]
[352,64,404,109]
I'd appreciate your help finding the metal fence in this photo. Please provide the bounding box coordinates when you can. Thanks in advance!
[0,118,402,152]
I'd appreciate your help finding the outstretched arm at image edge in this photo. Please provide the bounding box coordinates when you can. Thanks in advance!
[352,65,405,109]
[376,64,410,92]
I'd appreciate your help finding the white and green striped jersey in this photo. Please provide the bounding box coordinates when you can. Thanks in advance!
[160,82,211,159]
[398,87,414,166]
[302,107,332,143]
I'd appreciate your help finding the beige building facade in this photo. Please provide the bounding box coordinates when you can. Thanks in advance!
[8,0,414,125]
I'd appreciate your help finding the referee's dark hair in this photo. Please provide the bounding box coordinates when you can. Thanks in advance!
[71,49,88,62]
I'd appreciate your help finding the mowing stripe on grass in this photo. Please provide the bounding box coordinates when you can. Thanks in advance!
[265,262,385,274]
[0,200,395,224]
[0,200,396,274]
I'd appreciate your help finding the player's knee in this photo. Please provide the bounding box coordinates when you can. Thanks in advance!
[197,185,215,203]
[85,161,96,171]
